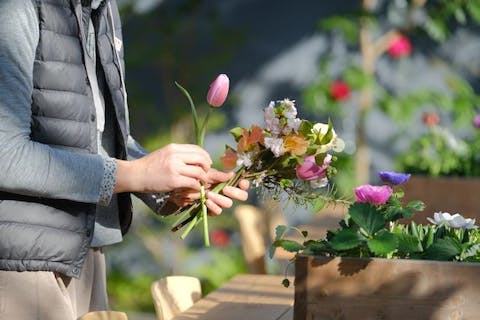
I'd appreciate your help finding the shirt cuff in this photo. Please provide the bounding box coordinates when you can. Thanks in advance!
[98,157,117,206]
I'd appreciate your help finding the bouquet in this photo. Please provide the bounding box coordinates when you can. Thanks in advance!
[171,94,346,246]
[274,170,480,286]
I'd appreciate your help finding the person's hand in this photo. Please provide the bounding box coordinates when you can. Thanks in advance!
[169,168,250,215]
[114,143,213,193]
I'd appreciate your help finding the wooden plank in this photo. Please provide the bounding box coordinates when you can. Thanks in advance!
[173,274,294,320]
[295,256,480,320]
[402,175,480,223]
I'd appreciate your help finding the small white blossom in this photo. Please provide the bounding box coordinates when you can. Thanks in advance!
[252,172,267,187]
[427,212,478,229]
[287,118,302,133]
[264,104,281,135]
[264,136,285,157]
[236,152,253,168]
[281,99,297,119]
[310,177,329,189]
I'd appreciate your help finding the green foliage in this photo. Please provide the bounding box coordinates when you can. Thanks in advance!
[274,184,480,262]
[108,270,157,313]
[397,127,480,177]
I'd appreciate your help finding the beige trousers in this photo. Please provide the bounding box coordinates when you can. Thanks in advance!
[0,249,108,320]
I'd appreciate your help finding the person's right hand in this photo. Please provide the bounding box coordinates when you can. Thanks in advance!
[114,143,213,193]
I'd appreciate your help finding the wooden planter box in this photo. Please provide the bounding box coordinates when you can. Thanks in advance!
[294,255,480,320]
[401,175,480,224]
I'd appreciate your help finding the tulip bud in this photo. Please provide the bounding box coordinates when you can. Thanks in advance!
[330,80,350,101]
[207,74,229,107]
[296,154,332,181]
[387,34,412,58]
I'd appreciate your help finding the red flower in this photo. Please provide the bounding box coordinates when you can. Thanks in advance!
[387,35,412,58]
[210,229,230,247]
[422,112,439,127]
[330,80,350,101]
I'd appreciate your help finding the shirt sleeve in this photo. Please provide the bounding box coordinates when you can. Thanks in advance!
[0,0,106,203]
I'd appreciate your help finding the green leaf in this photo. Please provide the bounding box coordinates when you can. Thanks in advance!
[424,17,447,42]
[330,229,363,251]
[397,233,423,254]
[461,243,480,261]
[424,237,462,261]
[175,81,200,145]
[274,225,289,241]
[406,200,426,212]
[348,202,386,236]
[229,127,243,141]
[367,230,398,255]
[467,2,480,24]
[273,239,304,253]
[298,120,313,137]
[314,153,327,166]
[320,16,359,43]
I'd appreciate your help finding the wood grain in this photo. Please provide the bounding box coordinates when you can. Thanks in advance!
[295,256,480,320]
[172,274,294,320]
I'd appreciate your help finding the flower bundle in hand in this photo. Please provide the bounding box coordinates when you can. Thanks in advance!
[171,99,346,244]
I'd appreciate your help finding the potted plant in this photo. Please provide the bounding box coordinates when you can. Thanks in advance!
[397,115,480,222]
[274,171,480,320]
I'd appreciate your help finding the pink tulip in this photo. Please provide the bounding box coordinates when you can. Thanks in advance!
[387,35,412,58]
[354,184,392,205]
[296,154,332,181]
[207,74,229,107]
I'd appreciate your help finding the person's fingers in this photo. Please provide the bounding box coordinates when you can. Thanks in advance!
[177,164,209,183]
[173,176,202,191]
[206,168,234,184]
[237,179,250,190]
[175,152,212,172]
[206,199,222,216]
[222,186,249,201]
[207,191,233,208]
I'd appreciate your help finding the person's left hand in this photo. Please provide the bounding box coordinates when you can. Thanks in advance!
[169,168,249,215]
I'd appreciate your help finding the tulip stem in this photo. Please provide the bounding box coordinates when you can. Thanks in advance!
[175,81,200,145]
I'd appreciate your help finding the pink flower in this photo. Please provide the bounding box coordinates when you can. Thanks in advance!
[296,154,332,181]
[354,184,393,205]
[387,35,412,58]
[207,74,229,107]
[330,80,350,101]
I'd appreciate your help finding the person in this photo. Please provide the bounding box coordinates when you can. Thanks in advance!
[0,1,249,319]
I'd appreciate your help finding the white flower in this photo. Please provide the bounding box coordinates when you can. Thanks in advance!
[281,99,297,119]
[427,212,478,229]
[264,104,281,135]
[236,152,253,168]
[264,136,285,157]
[287,118,302,133]
[312,123,345,153]
[310,177,329,189]
[312,123,329,135]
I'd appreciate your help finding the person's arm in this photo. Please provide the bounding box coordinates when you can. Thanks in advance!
[0,0,106,203]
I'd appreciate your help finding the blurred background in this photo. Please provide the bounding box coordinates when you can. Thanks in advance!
[105,0,480,318]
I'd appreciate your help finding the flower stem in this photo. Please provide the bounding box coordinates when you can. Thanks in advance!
[200,185,210,247]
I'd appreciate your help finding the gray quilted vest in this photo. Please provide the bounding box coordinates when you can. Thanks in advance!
[0,0,132,278]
